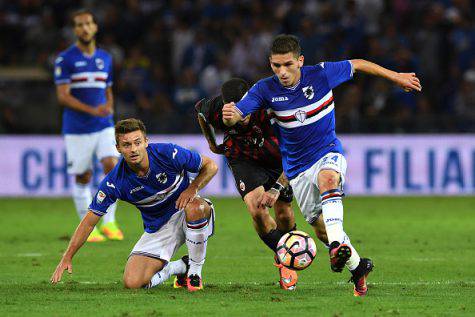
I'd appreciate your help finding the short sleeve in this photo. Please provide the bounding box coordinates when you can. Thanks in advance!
[54,55,71,85]
[235,82,266,117]
[88,178,118,216]
[168,144,202,173]
[321,60,354,89]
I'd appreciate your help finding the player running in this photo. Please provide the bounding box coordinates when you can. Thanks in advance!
[195,78,299,290]
[54,9,122,242]
[51,118,218,291]
[222,34,422,296]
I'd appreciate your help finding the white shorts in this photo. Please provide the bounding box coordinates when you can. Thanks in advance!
[289,152,347,224]
[130,202,215,262]
[64,127,119,174]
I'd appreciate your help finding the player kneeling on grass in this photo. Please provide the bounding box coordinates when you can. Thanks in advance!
[51,118,218,291]
[195,78,299,290]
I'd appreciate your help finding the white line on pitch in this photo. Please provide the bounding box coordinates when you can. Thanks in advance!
[16,253,43,257]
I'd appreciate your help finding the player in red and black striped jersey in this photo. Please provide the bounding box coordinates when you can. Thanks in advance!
[195,78,299,290]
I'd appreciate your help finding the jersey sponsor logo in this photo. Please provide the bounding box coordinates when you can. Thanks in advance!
[172,148,178,159]
[74,61,87,67]
[55,66,62,76]
[156,172,168,184]
[302,85,315,100]
[106,181,116,189]
[271,96,289,102]
[130,185,144,194]
[97,190,106,204]
[95,58,105,70]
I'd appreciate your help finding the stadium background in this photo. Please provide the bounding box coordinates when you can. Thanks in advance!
[0,0,474,197]
[1,1,475,316]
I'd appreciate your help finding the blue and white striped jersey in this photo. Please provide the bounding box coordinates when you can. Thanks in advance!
[89,143,202,233]
[236,61,354,180]
[54,45,114,134]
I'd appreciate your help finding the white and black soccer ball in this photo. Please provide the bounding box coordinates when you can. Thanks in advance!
[276,230,317,271]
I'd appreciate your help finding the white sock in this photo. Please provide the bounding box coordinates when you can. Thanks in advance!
[145,260,187,289]
[72,182,92,220]
[342,232,361,271]
[185,217,209,277]
[102,201,117,224]
[321,189,345,244]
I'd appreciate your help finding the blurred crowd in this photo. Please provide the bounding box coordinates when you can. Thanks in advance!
[1,0,475,134]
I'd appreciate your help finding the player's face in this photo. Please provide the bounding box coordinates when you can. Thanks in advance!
[116,130,149,166]
[73,14,97,45]
[269,53,304,87]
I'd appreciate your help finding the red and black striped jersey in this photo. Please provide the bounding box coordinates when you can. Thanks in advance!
[196,96,282,167]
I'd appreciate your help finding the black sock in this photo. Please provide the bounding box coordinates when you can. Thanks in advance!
[259,229,284,252]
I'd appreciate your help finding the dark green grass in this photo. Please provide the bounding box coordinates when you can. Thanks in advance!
[0,197,474,316]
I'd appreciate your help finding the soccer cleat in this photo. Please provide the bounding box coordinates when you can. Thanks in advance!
[329,242,352,272]
[173,256,190,289]
[87,227,106,242]
[100,221,124,241]
[186,274,203,292]
[274,256,298,290]
[349,258,374,297]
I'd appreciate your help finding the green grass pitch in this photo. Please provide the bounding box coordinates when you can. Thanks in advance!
[1,197,474,316]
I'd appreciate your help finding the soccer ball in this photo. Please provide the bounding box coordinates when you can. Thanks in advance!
[276,230,317,271]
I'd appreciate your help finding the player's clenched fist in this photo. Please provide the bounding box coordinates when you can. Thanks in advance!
[51,257,73,284]
[222,102,238,125]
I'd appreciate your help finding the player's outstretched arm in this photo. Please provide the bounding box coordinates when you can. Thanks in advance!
[50,212,101,284]
[56,84,111,117]
[197,113,224,154]
[176,156,218,210]
[351,59,422,92]
[222,102,243,127]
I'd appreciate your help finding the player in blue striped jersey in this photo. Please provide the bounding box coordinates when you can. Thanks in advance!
[51,119,218,291]
[54,10,122,242]
[223,34,422,296]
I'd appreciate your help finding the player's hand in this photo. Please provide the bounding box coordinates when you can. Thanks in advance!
[258,188,280,208]
[222,102,238,125]
[51,257,73,284]
[176,186,198,210]
[90,104,112,117]
[393,73,422,92]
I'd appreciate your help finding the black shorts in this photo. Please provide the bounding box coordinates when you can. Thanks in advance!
[226,158,293,203]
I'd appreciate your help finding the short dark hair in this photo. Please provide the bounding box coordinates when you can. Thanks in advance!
[270,34,301,57]
[115,118,147,143]
[71,9,97,26]
[221,78,250,103]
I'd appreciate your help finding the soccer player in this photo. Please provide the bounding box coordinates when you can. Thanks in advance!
[195,78,299,290]
[51,118,218,291]
[54,10,122,242]
[222,34,422,296]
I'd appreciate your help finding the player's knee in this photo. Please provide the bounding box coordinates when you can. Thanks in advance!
[123,274,145,289]
[317,170,340,192]
[184,199,208,221]
[75,171,92,184]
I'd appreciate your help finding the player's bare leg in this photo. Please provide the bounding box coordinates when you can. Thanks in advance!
[244,186,297,290]
[184,197,213,291]
[72,171,104,242]
[274,200,295,233]
[99,156,123,240]
[317,169,373,296]
[123,255,187,289]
